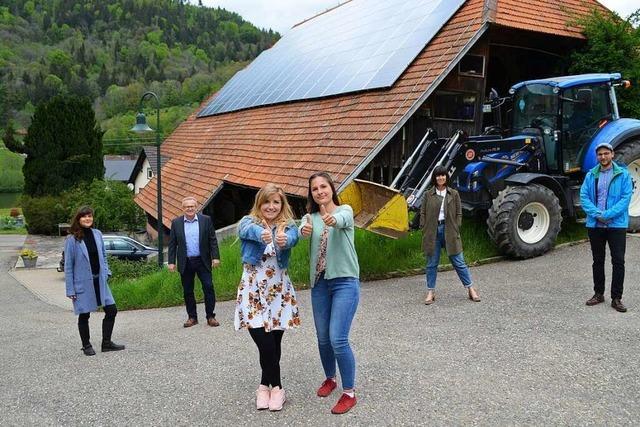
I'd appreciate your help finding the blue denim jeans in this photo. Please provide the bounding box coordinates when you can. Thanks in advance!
[311,274,360,390]
[426,224,472,290]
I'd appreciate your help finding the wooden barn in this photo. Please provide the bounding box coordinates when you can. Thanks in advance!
[134,0,609,233]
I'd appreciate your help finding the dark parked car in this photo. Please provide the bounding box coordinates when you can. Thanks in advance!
[103,235,158,261]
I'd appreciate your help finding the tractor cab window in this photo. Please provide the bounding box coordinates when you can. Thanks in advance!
[512,84,559,170]
[561,85,612,172]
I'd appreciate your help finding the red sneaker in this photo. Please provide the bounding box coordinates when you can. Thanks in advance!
[317,378,337,397]
[331,393,357,414]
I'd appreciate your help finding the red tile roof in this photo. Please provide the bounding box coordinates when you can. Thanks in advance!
[136,0,609,227]
[493,0,608,38]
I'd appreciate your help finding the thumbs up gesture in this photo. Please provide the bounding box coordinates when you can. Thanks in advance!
[275,223,287,248]
[320,204,336,227]
[300,214,313,237]
[261,220,273,244]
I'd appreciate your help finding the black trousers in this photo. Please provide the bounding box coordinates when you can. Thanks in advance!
[78,304,118,347]
[181,257,216,320]
[249,328,284,388]
[587,227,627,300]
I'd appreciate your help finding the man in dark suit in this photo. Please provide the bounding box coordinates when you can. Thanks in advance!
[168,196,221,327]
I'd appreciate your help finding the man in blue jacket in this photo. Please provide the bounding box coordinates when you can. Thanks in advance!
[580,142,633,312]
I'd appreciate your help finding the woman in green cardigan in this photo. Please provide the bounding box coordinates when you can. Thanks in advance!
[300,172,360,415]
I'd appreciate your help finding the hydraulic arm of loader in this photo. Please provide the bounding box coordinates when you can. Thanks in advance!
[339,130,465,238]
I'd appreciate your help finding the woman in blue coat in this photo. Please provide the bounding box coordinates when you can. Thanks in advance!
[64,206,125,356]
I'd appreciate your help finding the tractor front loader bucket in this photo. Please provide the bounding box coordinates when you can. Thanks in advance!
[339,179,409,239]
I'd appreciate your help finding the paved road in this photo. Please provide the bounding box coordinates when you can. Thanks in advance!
[1,235,639,426]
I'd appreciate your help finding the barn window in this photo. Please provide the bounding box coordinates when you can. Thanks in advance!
[433,91,477,121]
[458,54,485,77]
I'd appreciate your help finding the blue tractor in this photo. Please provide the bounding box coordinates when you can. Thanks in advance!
[344,73,640,258]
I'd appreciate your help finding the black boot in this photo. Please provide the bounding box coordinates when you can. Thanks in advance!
[101,304,123,351]
[101,340,125,352]
[82,344,96,356]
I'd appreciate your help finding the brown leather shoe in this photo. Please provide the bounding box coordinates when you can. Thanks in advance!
[207,317,220,327]
[586,294,605,306]
[611,299,627,313]
[183,318,198,328]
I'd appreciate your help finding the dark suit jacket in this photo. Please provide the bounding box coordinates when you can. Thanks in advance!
[168,213,220,274]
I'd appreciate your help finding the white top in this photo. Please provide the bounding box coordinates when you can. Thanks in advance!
[436,188,446,222]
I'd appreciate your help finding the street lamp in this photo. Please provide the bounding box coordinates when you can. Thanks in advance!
[131,91,164,267]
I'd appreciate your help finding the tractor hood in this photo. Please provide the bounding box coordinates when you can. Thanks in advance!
[582,118,640,172]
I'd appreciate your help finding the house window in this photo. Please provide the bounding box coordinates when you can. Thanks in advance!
[433,91,477,121]
[458,54,485,77]
[147,168,153,179]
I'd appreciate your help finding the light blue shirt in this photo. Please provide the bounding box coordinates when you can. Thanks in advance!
[596,167,612,227]
[184,216,200,257]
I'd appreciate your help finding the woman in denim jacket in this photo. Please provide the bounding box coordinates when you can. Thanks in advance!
[235,183,300,412]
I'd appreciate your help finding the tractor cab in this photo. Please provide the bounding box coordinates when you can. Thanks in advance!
[509,73,622,175]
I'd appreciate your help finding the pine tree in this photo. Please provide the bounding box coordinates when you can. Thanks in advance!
[21,95,104,197]
[97,64,110,94]
[2,121,22,154]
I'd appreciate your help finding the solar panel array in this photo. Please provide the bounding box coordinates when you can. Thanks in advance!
[198,0,466,117]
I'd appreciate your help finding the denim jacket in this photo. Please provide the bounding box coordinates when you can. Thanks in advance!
[238,215,300,268]
[580,161,632,228]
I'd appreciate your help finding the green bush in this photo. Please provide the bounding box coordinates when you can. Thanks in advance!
[108,256,160,280]
[19,179,145,235]
[0,216,18,230]
[64,179,146,232]
[21,195,68,235]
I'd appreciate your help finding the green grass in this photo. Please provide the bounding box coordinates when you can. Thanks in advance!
[110,218,587,311]
[0,228,27,235]
[0,144,24,192]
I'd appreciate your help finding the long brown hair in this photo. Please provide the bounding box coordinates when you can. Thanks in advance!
[306,172,341,214]
[249,183,294,228]
[69,206,94,241]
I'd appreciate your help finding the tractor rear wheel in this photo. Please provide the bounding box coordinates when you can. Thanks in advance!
[487,184,562,258]
[614,139,640,232]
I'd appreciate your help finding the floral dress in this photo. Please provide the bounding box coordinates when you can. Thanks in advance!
[235,242,300,332]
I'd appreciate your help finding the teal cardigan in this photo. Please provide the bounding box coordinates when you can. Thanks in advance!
[299,204,360,286]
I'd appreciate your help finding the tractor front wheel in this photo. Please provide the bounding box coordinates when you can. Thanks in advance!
[487,184,562,258]
[614,139,640,232]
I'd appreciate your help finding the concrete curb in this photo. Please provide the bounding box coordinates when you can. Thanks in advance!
[9,268,71,311]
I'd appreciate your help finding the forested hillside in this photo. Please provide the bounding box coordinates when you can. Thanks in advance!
[0,0,279,153]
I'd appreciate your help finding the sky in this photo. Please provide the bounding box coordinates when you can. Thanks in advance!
[201,0,637,34]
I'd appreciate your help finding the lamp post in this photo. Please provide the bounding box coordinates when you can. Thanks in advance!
[130,91,164,267]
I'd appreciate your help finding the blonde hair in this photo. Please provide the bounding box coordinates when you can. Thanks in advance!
[249,183,294,227]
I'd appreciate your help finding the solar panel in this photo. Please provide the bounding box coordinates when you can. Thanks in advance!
[198,0,466,117]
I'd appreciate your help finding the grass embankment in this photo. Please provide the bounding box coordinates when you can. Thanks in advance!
[0,143,24,192]
[109,218,587,310]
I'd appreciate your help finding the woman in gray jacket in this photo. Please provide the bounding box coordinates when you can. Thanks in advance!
[420,166,480,305]
[64,206,125,356]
